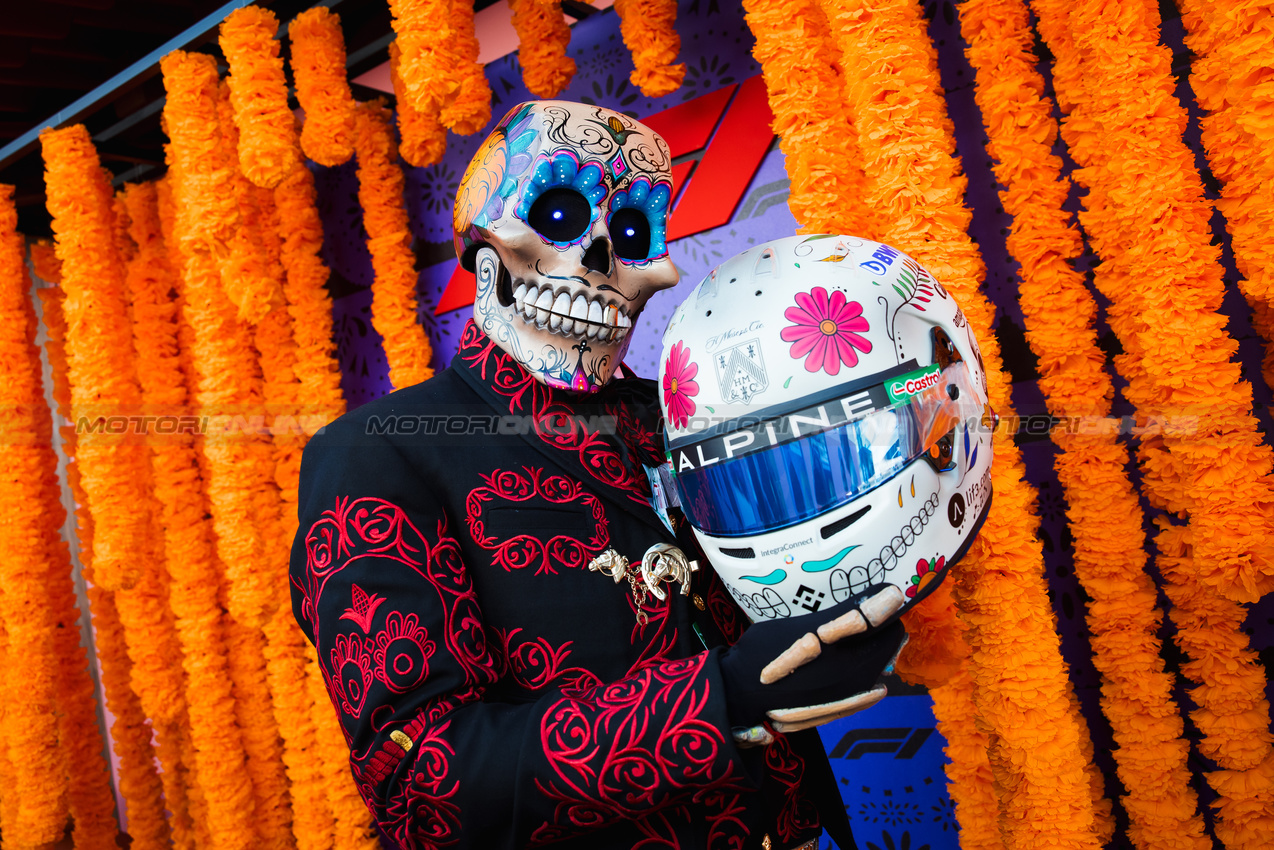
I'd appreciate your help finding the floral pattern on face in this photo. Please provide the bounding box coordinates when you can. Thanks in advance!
[780,286,873,375]
[907,555,945,599]
[662,341,699,429]
[453,104,538,258]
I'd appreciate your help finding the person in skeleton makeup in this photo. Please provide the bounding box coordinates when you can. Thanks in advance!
[291,101,904,850]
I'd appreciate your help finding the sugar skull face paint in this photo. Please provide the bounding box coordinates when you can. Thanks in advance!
[454,101,680,392]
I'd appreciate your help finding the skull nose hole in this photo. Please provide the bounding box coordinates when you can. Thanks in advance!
[582,237,612,277]
[495,264,514,307]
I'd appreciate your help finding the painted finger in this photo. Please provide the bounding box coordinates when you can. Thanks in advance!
[758,632,820,685]
[766,685,888,732]
[860,585,905,627]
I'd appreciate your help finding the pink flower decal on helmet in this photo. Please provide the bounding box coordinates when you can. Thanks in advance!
[781,286,873,375]
[662,341,700,429]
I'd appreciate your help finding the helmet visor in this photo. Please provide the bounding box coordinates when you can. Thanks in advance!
[668,361,983,538]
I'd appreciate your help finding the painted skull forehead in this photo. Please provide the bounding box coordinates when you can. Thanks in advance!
[454,100,679,394]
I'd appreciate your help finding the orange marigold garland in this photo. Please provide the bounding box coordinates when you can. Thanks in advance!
[390,41,447,168]
[39,125,150,592]
[441,0,492,135]
[120,180,257,850]
[508,0,576,98]
[387,0,463,113]
[958,1,1209,846]
[0,184,72,846]
[273,165,345,421]
[289,7,357,167]
[31,238,61,282]
[1157,522,1274,850]
[1030,8,1274,839]
[739,0,877,238]
[220,5,302,188]
[1178,0,1274,389]
[162,51,297,847]
[217,81,285,324]
[37,283,171,850]
[814,1,1103,846]
[161,50,276,628]
[1034,0,1274,604]
[613,0,686,97]
[354,101,434,389]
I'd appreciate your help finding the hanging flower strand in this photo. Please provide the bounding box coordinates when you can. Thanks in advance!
[0,184,72,847]
[289,6,357,166]
[120,181,257,850]
[220,5,302,188]
[614,0,686,97]
[37,282,172,850]
[739,0,877,238]
[387,0,462,113]
[441,0,492,134]
[390,40,447,168]
[958,1,1210,846]
[354,100,435,389]
[1178,0,1274,389]
[813,1,1106,846]
[508,0,576,98]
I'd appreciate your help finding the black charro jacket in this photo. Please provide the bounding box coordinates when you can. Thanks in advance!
[290,320,849,850]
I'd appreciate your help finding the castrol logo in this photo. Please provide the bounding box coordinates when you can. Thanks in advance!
[885,364,941,404]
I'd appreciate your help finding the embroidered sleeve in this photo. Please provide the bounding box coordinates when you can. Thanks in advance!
[290,424,756,849]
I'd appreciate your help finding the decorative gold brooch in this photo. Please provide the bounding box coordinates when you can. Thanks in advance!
[588,544,699,625]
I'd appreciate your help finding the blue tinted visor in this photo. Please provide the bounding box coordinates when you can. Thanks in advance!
[668,362,981,537]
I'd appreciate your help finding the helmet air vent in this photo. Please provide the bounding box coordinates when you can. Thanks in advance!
[719,546,756,559]
[820,505,871,540]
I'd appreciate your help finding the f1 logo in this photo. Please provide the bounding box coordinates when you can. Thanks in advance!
[434,75,776,314]
[828,727,935,760]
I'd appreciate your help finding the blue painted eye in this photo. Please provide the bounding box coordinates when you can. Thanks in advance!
[610,208,651,260]
[528,188,592,243]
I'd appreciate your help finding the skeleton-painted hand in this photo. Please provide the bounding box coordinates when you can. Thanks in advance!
[719,585,906,741]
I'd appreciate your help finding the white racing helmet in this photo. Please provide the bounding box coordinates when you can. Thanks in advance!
[658,235,994,623]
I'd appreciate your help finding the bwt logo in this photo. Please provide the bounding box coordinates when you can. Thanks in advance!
[828,727,934,760]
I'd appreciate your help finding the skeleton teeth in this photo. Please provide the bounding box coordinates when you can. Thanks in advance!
[570,295,588,321]
[535,306,550,328]
[549,311,563,331]
[513,283,528,305]
[604,304,619,327]
[588,299,604,327]
[551,291,571,317]
[617,310,632,329]
[535,289,553,310]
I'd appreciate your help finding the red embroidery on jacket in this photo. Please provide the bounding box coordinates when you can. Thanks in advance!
[340,584,387,634]
[465,467,609,574]
[458,320,653,507]
[373,611,437,694]
[704,571,747,645]
[380,720,463,850]
[302,496,502,689]
[529,653,746,845]
[330,633,375,718]
[764,735,820,843]
[496,628,603,696]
